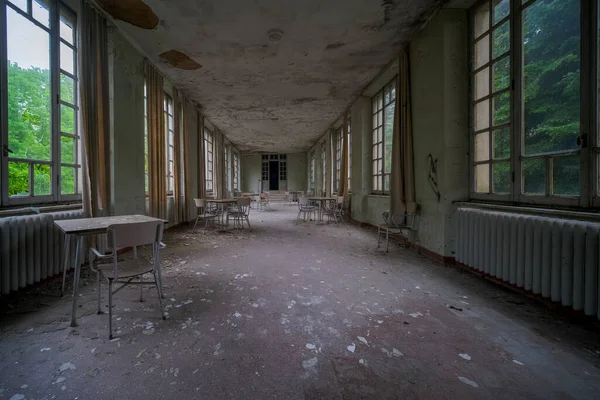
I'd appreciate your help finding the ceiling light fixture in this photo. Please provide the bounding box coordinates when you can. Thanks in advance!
[267,28,284,42]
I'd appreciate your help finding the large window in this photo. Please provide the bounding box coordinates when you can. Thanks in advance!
[1,0,80,205]
[348,119,352,192]
[164,94,174,195]
[334,127,342,193]
[371,78,396,194]
[224,145,230,191]
[471,0,589,206]
[321,141,326,195]
[309,152,315,191]
[233,151,239,190]
[204,127,213,192]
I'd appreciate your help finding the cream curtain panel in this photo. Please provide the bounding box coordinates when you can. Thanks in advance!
[172,88,183,224]
[79,1,110,218]
[181,100,192,221]
[338,114,349,196]
[144,61,167,220]
[389,48,416,218]
[198,113,206,200]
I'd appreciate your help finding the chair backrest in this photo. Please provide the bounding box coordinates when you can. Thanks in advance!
[337,196,344,204]
[237,197,251,206]
[194,198,205,208]
[299,197,310,208]
[107,221,163,249]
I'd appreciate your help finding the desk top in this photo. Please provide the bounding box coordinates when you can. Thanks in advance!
[309,197,337,201]
[206,198,238,204]
[54,214,165,235]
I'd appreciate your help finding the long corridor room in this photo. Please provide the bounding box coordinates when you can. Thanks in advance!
[1,0,600,399]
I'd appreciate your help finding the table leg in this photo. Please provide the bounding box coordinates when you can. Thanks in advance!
[70,235,82,327]
[60,234,70,297]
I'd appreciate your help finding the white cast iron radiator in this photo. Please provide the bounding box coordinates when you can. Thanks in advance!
[0,209,84,296]
[455,207,600,320]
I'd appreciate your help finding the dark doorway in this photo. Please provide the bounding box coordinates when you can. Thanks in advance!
[269,161,279,191]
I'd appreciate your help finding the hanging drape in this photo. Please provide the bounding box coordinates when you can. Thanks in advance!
[219,133,226,198]
[338,114,349,196]
[144,60,167,220]
[198,113,206,200]
[389,47,416,218]
[79,0,110,218]
[181,100,192,222]
[172,88,183,224]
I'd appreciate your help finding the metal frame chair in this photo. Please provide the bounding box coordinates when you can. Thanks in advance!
[258,192,272,211]
[377,204,419,252]
[296,197,316,224]
[228,197,251,229]
[193,198,219,230]
[89,221,166,339]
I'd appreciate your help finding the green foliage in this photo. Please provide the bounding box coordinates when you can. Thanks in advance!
[490,0,580,196]
[7,62,76,197]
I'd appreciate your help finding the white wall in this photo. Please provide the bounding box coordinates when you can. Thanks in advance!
[242,153,307,192]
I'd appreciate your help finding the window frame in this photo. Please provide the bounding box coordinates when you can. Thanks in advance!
[204,127,213,192]
[309,151,315,191]
[1,0,81,206]
[371,78,396,195]
[233,151,239,191]
[469,0,597,208]
[334,126,342,193]
[164,93,174,196]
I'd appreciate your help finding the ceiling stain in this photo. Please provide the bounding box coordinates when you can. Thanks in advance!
[159,50,202,70]
[96,0,159,30]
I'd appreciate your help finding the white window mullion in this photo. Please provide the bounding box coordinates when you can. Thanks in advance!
[50,0,61,201]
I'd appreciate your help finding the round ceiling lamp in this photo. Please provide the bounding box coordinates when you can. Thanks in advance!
[267,29,284,42]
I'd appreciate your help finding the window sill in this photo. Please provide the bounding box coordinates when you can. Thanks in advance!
[0,202,83,218]
[455,200,600,221]
[367,194,390,199]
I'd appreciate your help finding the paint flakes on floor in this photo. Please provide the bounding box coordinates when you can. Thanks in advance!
[59,362,76,372]
[459,353,471,361]
[392,348,404,357]
[513,360,524,365]
[457,376,479,388]
[357,336,368,346]
[347,343,356,353]
[302,357,318,369]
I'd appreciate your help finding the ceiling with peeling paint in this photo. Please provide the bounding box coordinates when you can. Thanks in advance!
[103,0,447,153]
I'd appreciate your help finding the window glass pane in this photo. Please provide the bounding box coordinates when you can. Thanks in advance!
[384,103,394,174]
[493,56,510,92]
[61,166,75,194]
[60,104,75,134]
[492,21,510,58]
[474,1,490,38]
[492,91,510,126]
[8,161,30,196]
[61,135,75,164]
[493,127,510,159]
[60,73,75,104]
[493,0,510,25]
[60,42,75,74]
[522,0,580,155]
[474,100,490,131]
[475,163,490,193]
[33,163,51,195]
[384,175,390,192]
[8,0,27,13]
[476,131,490,161]
[60,10,75,45]
[475,34,490,69]
[474,67,490,100]
[7,7,51,162]
[523,158,545,194]
[32,0,50,28]
[493,162,510,193]
[552,155,579,196]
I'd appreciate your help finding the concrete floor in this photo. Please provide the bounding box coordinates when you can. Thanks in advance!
[1,204,600,400]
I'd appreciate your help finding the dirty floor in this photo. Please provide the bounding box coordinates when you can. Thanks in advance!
[1,204,599,399]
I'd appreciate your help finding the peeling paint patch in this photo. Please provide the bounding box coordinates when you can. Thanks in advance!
[159,50,202,70]
[96,0,159,29]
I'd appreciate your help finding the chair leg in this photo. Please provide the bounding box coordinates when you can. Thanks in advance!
[245,216,251,228]
[154,272,166,320]
[96,271,103,314]
[193,215,200,231]
[386,229,390,253]
[61,235,70,297]
[377,226,381,248]
[108,278,114,340]
[139,275,144,302]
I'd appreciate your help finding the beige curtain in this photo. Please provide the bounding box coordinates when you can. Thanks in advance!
[219,133,226,198]
[389,48,416,218]
[181,100,192,222]
[79,1,110,218]
[338,114,349,196]
[144,61,167,220]
[172,89,183,224]
[198,113,206,200]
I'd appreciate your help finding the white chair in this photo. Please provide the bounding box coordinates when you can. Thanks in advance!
[228,197,251,229]
[377,203,419,252]
[258,192,272,211]
[193,198,219,230]
[89,221,166,339]
[296,197,316,224]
